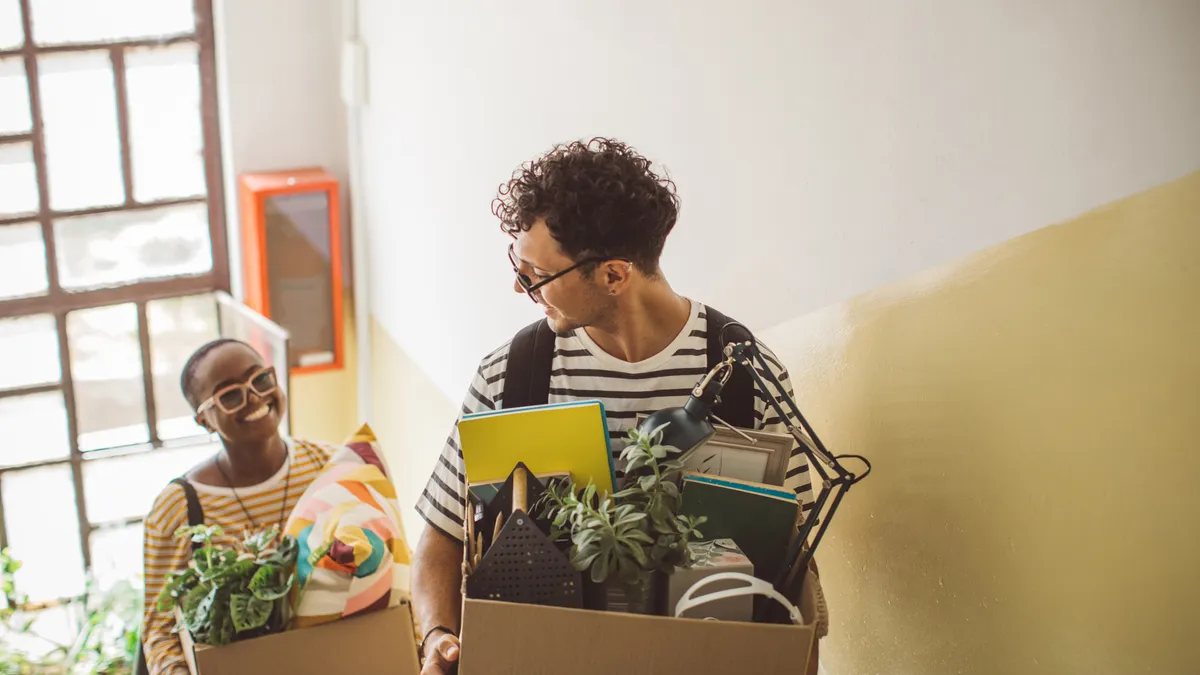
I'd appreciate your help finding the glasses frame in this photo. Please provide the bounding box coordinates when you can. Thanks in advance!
[507,242,626,303]
[195,365,278,415]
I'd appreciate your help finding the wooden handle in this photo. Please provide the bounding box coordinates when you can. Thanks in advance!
[513,466,528,513]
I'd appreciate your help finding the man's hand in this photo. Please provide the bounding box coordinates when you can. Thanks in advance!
[412,526,464,675]
[420,632,460,675]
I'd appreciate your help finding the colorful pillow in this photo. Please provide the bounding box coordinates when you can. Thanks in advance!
[284,423,412,628]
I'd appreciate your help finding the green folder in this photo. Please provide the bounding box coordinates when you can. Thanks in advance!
[680,472,800,582]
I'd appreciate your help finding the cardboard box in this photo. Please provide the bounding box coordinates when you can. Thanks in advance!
[178,604,420,675]
[459,574,818,674]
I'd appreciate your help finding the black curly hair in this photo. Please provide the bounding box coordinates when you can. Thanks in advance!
[492,138,680,276]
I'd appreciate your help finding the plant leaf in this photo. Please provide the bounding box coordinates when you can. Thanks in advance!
[625,529,654,544]
[229,593,253,632]
[649,499,671,531]
[621,539,649,567]
[252,573,294,602]
[590,549,611,583]
[572,528,601,550]
[614,511,647,527]
[572,549,601,572]
[249,564,280,596]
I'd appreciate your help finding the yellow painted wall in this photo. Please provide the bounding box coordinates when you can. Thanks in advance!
[287,296,360,445]
[761,171,1200,673]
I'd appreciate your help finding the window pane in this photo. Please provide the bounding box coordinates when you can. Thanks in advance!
[0,391,69,467]
[0,0,22,50]
[0,223,48,299]
[67,303,148,451]
[83,443,215,523]
[90,522,144,591]
[0,314,60,389]
[127,44,205,202]
[39,51,123,211]
[30,0,194,46]
[2,465,86,602]
[0,57,31,134]
[265,192,335,368]
[55,203,213,291]
[147,294,218,440]
[0,142,38,216]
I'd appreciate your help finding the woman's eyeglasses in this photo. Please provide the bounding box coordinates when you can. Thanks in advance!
[507,242,624,302]
[196,367,278,415]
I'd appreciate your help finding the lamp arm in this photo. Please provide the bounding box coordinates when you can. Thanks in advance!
[727,342,847,478]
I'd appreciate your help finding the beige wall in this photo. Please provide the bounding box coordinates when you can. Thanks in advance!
[366,317,457,539]
[356,0,1200,402]
[212,0,359,445]
[759,172,1200,673]
[287,300,359,446]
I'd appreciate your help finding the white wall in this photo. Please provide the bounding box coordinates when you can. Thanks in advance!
[356,0,1200,403]
[213,0,349,298]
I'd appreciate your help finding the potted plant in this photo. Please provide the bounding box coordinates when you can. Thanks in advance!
[156,525,298,647]
[537,423,706,614]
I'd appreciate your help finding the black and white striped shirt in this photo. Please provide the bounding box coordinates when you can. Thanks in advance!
[416,301,815,541]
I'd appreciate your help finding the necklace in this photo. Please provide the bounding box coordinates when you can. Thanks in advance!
[215,444,292,535]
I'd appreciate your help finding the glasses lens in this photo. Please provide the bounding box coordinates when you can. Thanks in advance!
[508,246,535,291]
[217,388,245,412]
[250,370,276,393]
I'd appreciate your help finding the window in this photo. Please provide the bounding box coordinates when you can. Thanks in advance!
[0,0,227,608]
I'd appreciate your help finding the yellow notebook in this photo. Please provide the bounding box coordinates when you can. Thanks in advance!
[458,400,616,496]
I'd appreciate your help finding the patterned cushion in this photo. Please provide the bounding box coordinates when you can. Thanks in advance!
[284,423,412,628]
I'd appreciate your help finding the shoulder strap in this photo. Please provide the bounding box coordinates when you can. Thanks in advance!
[502,319,556,409]
[171,477,205,552]
[704,305,756,429]
[137,477,206,673]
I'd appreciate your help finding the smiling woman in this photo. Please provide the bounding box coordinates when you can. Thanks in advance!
[139,338,340,675]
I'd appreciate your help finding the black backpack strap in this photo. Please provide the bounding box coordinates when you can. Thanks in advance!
[139,477,207,674]
[704,305,757,429]
[502,319,556,409]
[170,477,205,552]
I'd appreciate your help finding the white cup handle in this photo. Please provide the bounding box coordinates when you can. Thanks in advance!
[673,572,803,625]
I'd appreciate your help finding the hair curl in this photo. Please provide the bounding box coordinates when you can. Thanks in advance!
[492,138,679,275]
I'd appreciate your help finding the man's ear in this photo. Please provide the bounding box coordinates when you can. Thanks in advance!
[602,260,635,295]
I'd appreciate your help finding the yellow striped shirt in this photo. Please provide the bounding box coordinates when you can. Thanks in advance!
[141,437,338,675]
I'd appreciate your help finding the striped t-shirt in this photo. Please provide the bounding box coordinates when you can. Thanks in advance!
[141,437,338,675]
[417,300,815,542]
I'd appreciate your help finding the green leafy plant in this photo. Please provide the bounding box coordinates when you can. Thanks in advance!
[156,525,297,647]
[538,423,706,591]
[1,547,140,675]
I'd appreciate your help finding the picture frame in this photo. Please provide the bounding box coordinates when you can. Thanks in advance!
[634,415,794,486]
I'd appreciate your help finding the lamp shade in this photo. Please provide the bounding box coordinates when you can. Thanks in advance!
[637,388,718,454]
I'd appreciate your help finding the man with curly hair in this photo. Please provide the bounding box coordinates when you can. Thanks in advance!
[412,138,818,674]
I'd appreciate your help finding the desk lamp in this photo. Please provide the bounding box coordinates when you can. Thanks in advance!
[637,321,871,620]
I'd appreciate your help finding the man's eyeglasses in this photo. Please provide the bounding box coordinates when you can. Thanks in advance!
[197,367,278,415]
[507,243,623,302]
